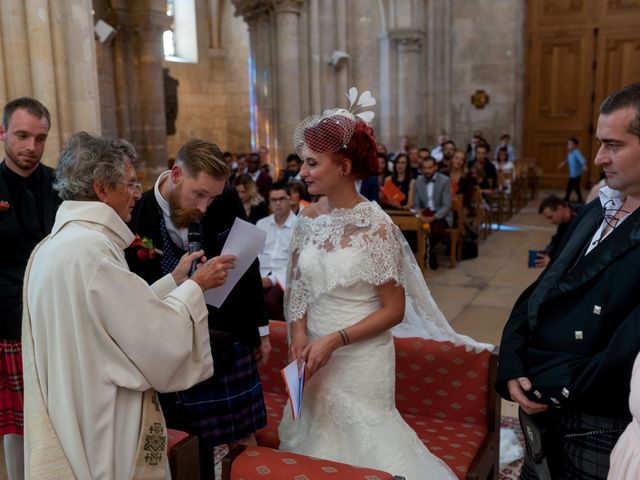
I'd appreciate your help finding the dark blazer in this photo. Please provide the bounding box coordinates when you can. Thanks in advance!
[126,185,268,348]
[496,199,640,419]
[0,162,59,339]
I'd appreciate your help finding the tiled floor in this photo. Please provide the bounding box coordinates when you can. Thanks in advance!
[426,192,559,417]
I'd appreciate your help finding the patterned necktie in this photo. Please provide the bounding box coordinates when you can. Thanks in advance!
[158,213,181,275]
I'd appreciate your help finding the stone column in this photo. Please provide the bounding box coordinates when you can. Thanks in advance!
[0,0,100,167]
[391,29,425,143]
[233,0,275,155]
[124,2,171,175]
[272,0,303,159]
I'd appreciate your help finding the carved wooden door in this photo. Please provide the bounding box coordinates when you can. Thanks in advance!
[525,0,640,188]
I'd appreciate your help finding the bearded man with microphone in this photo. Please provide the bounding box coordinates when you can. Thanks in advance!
[126,138,270,480]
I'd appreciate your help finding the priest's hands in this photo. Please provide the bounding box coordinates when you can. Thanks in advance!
[190,254,236,291]
[172,250,205,285]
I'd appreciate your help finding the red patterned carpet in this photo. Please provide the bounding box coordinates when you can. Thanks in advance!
[500,415,524,480]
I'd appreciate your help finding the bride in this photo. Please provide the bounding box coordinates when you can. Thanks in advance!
[278,89,491,479]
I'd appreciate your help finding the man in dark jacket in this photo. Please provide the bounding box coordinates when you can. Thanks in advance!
[126,139,269,479]
[496,82,640,479]
[0,97,59,479]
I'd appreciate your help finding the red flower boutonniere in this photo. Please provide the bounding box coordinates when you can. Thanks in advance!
[130,235,162,260]
[0,201,9,212]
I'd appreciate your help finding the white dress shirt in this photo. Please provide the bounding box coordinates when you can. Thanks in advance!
[256,211,297,288]
[586,186,631,255]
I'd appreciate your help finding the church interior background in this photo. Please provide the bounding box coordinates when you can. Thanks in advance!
[1,0,640,477]
[1,0,638,186]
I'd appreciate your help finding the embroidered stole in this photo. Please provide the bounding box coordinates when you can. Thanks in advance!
[22,237,168,479]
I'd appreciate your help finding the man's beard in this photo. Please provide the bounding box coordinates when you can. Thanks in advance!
[168,184,204,228]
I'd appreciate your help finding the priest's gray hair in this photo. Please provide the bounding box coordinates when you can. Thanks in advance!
[54,132,137,201]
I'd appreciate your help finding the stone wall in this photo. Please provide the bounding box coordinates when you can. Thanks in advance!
[446,0,525,153]
[165,0,251,160]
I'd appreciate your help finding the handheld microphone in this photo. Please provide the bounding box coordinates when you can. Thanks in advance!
[187,223,202,276]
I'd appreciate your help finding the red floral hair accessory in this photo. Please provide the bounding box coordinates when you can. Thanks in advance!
[0,201,9,212]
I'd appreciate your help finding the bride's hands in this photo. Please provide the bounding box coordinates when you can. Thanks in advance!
[289,333,309,375]
[300,333,342,380]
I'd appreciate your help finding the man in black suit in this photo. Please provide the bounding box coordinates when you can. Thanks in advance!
[0,97,59,479]
[126,139,270,479]
[496,82,640,479]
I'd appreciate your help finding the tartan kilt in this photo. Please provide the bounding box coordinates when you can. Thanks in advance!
[520,409,628,480]
[0,340,24,435]
[159,342,266,447]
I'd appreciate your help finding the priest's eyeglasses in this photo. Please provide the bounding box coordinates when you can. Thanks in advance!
[120,180,143,193]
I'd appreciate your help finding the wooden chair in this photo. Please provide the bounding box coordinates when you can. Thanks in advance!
[385,209,429,271]
[444,195,464,267]
[469,187,490,240]
[167,428,200,480]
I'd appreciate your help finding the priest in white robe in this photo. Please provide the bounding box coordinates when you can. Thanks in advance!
[22,132,235,480]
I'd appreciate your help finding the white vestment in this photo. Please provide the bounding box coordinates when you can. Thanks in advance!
[24,201,214,480]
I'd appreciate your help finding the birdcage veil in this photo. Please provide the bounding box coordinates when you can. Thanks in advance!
[294,87,376,158]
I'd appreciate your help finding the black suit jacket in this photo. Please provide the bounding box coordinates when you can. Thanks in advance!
[0,162,59,339]
[126,185,268,348]
[496,199,640,419]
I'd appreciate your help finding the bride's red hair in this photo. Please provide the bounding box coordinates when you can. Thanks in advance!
[338,121,378,179]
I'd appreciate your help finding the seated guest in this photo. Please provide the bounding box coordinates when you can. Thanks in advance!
[437,140,456,171]
[23,132,235,479]
[471,144,497,188]
[357,173,380,202]
[376,152,391,188]
[494,146,515,193]
[277,153,303,183]
[414,157,453,270]
[256,184,297,320]
[289,181,310,215]
[235,174,269,224]
[381,153,414,210]
[247,152,272,199]
[441,150,473,199]
[494,134,515,163]
[534,195,578,268]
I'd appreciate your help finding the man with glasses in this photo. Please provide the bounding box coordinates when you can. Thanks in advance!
[23,132,235,479]
[126,138,270,479]
[256,183,298,320]
[0,97,59,480]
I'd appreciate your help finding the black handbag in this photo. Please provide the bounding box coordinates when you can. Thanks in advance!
[518,408,553,480]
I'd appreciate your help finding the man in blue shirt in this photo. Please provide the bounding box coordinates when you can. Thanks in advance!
[559,137,587,203]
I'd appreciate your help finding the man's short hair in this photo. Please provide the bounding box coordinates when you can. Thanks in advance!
[54,132,136,201]
[418,147,430,153]
[569,137,579,145]
[600,82,640,140]
[475,143,488,153]
[175,138,230,181]
[421,156,437,167]
[2,97,51,129]
[270,181,291,196]
[538,195,568,214]
[442,140,456,148]
[500,134,511,141]
[286,153,302,164]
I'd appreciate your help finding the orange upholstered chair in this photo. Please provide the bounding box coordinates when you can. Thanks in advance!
[221,445,405,480]
[254,321,500,480]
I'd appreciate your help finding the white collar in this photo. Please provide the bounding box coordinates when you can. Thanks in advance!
[51,201,134,249]
[598,186,624,207]
[270,210,296,228]
[154,171,172,220]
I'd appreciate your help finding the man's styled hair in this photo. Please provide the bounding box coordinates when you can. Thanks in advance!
[54,132,137,201]
[599,82,640,140]
[2,97,51,129]
[270,181,291,196]
[175,138,230,180]
[569,137,579,145]
[538,195,568,214]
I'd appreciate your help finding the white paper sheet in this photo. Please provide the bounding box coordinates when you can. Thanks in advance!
[203,217,267,308]
[281,359,305,420]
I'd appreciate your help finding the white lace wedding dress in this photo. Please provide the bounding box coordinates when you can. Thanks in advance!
[278,200,488,479]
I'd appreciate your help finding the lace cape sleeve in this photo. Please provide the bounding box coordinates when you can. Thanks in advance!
[284,203,405,323]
